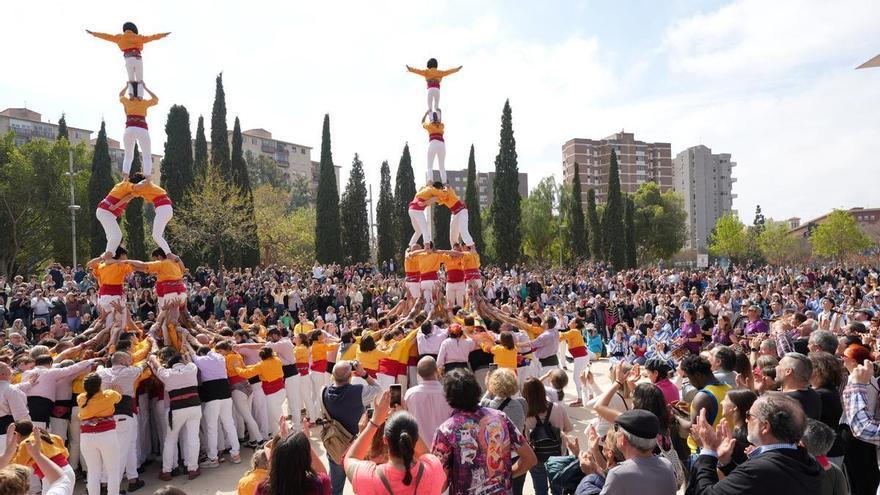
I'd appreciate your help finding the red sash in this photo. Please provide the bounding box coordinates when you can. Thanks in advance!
[364,368,378,379]
[33,454,69,479]
[156,280,186,296]
[125,115,148,129]
[378,358,397,376]
[99,284,124,296]
[123,48,142,58]
[420,272,438,281]
[296,363,310,376]
[310,359,328,373]
[81,417,116,434]
[408,200,427,211]
[465,269,480,280]
[261,378,284,395]
[429,133,445,142]
[229,375,245,385]
[405,272,420,283]
[152,194,172,207]
[569,346,588,358]
[98,195,126,218]
[426,80,440,89]
[450,201,466,214]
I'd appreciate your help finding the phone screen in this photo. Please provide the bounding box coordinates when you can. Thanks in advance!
[390,384,402,407]
[489,363,499,372]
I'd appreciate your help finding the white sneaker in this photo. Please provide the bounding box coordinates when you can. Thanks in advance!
[199,459,220,469]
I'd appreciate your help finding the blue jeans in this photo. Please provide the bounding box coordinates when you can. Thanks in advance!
[328,455,346,495]
[530,463,561,495]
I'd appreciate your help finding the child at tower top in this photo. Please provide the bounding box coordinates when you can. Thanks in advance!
[406,58,462,113]
[87,22,170,98]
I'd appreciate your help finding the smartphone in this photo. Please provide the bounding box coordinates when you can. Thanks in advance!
[489,363,499,372]
[390,384,402,407]
[366,408,374,419]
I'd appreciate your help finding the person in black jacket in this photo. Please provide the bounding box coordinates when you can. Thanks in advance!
[687,391,821,495]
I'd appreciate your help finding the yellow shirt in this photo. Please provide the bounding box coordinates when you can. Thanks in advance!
[237,468,268,495]
[133,182,167,202]
[407,66,461,81]
[294,321,315,336]
[143,259,183,282]
[77,389,122,420]
[71,373,87,395]
[119,96,158,117]
[11,433,68,469]
[93,262,133,286]
[311,342,330,362]
[240,357,283,383]
[11,372,21,385]
[484,344,518,370]
[524,325,544,340]
[356,349,381,371]
[404,255,420,273]
[89,30,168,52]
[294,345,310,366]
[417,252,443,275]
[435,187,460,209]
[423,121,445,138]
[561,329,586,349]
[340,337,360,361]
[224,352,249,380]
[106,181,135,200]
[444,253,466,272]
[415,185,443,202]
[463,251,481,270]
[392,331,419,364]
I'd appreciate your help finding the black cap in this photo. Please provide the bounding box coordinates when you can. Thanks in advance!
[614,410,659,440]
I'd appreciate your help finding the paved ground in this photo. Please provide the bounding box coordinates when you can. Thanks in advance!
[71,360,612,495]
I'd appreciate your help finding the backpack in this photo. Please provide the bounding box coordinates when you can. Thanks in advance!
[545,455,585,495]
[529,402,563,462]
[318,387,355,464]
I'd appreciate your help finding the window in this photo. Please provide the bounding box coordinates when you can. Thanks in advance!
[301,149,306,154]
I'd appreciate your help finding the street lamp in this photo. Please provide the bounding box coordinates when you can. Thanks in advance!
[65,149,81,267]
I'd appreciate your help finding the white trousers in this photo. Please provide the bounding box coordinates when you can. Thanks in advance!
[230,389,263,443]
[202,398,240,460]
[406,282,421,299]
[162,405,202,472]
[284,376,303,431]
[95,208,123,254]
[109,415,138,481]
[122,126,152,177]
[446,282,466,308]
[124,57,144,98]
[264,391,284,436]
[426,140,447,184]
[450,209,474,246]
[152,204,173,255]
[307,373,324,420]
[427,87,440,113]
[420,280,437,314]
[97,294,125,332]
[157,292,187,310]
[250,386,269,439]
[377,373,395,391]
[298,374,317,421]
[82,429,120,495]
[408,208,431,246]
[48,417,68,442]
[68,407,84,471]
[572,355,590,403]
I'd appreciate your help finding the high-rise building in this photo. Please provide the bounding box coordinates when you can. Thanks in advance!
[227,128,338,191]
[430,169,529,210]
[672,145,737,252]
[562,131,672,206]
[0,108,92,146]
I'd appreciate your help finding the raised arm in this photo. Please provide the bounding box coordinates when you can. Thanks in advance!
[406,65,427,76]
[86,30,120,43]
[143,32,171,43]
[126,260,149,271]
[441,66,463,77]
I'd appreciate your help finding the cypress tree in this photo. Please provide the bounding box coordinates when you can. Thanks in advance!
[232,117,260,266]
[606,149,626,268]
[339,154,370,263]
[568,162,588,260]
[375,161,396,266]
[160,105,194,205]
[587,188,601,260]
[57,114,68,141]
[314,114,342,264]
[433,205,451,250]
[88,122,114,257]
[210,73,231,177]
[193,115,208,177]
[490,99,521,267]
[125,144,146,259]
[464,144,484,252]
[625,194,637,268]
[393,144,416,254]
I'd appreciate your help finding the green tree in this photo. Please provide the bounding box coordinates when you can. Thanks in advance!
[520,177,556,262]
[632,182,687,263]
[286,174,315,211]
[708,213,748,260]
[490,100,522,266]
[605,150,626,268]
[339,154,371,263]
[253,184,316,268]
[568,162,588,260]
[464,145,484,253]
[168,165,255,267]
[124,144,146,259]
[57,114,68,141]
[394,144,416,254]
[625,195,637,268]
[160,105,194,205]
[245,152,286,188]
[232,117,260,266]
[810,210,874,260]
[433,205,451,250]
[88,122,115,257]
[757,220,801,265]
[586,188,601,260]
[375,161,396,266]
[314,114,342,263]
[753,205,766,234]
[210,73,231,177]
[193,115,208,177]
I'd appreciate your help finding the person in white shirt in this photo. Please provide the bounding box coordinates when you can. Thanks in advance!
[403,357,453,444]
[0,363,29,456]
[22,356,96,430]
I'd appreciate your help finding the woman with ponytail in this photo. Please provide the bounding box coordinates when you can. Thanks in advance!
[77,373,122,495]
[255,431,328,495]
[344,389,445,494]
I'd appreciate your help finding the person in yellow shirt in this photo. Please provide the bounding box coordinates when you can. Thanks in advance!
[126,249,186,309]
[444,244,468,309]
[87,247,134,333]
[421,110,446,184]
[481,331,519,372]
[9,421,73,486]
[87,22,170,98]
[77,374,123,495]
[111,180,173,255]
[237,448,268,495]
[436,186,474,248]
[406,58,462,114]
[560,319,590,406]
[403,245,423,299]
[214,341,265,447]
[94,181,136,255]
[117,82,158,181]
[235,347,285,436]
[463,245,482,290]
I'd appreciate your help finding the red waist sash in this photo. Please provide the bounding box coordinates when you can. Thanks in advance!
[429,133,445,142]
[405,272,420,283]
[569,346,588,358]
[99,284,124,296]
[261,378,284,395]
[123,48,142,58]
[426,80,440,89]
[420,272,438,281]
[81,417,116,434]
[446,269,465,283]
[450,201,466,214]
[98,195,127,217]
[156,280,186,296]
[152,194,172,207]
[126,115,148,129]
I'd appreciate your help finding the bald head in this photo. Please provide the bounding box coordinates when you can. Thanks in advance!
[111,352,132,367]
[333,361,353,384]
[417,356,439,380]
